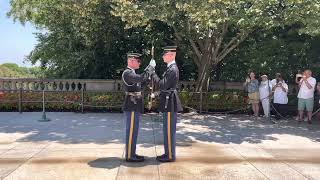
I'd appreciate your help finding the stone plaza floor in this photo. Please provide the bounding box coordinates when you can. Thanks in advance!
[0,112,320,180]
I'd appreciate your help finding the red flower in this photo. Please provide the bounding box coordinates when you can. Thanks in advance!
[0,91,5,99]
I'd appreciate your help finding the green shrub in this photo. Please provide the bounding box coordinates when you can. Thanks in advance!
[0,90,301,113]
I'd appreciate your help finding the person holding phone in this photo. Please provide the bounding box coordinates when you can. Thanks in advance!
[270,73,288,120]
[297,70,316,124]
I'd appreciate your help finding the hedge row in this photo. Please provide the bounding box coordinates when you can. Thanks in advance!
[0,90,299,113]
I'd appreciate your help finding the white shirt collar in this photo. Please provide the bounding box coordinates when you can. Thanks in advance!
[127,66,135,73]
[167,60,176,67]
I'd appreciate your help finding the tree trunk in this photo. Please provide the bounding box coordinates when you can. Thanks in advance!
[195,55,211,92]
[175,24,249,93]
[195,68,209,92]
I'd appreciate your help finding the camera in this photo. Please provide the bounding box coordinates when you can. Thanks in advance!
[275,81,282,87]
[296,70,303,82]
[296,73,307,82]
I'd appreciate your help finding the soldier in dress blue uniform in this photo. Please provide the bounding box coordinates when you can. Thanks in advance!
[150,46,183,162]
[122,52,155,162]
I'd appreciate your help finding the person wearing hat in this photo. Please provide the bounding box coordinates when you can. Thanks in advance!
[259,75,272,118]
[150,46,183,162]
[122,52,155,162]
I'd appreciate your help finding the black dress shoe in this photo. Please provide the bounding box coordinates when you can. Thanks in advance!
[157,156,175,163]
[156,154,166,160]
[135,154,145,160]
[126,156,144,162]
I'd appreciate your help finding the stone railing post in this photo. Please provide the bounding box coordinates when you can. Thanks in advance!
[0,80,4,90]
[44,82,48,91]
[11,81,17,91]
[18,81,23,91]
[69,81,73,91]
[47,82,53,91]
[25,82,30,91]
[30,82,36,91]
[62,81,67,91]
[37,82,43,91]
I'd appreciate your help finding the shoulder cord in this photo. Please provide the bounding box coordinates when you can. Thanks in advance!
[122,69,135,87]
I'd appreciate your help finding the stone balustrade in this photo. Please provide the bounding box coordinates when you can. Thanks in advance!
[0,78,298,93]
[0,78,197,92]
[0,79,88,92]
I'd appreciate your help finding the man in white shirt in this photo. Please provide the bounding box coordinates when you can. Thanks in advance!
[271,73,288,120]
[297,69,317,124]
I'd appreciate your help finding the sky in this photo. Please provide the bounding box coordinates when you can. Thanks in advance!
[0,0,38,67]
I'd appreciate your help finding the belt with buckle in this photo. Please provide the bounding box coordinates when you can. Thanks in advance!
[125,92,142,96]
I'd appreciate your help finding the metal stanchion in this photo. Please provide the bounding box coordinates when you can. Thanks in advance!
[18,87,22,114]
[38,89,51,122]
[81,87,84,113]
[200,91,203,113]
[268,80,275,124]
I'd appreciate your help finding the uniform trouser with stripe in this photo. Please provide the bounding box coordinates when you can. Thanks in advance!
[163,112,177,160]
[125,111,140,159]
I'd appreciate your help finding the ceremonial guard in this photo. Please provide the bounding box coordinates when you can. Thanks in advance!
[122,52,155,162]
[151,46,183,162]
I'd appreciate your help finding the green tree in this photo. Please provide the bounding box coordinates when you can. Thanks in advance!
[0,63,43,78]
[217,26,320,83]
[112,0,320,90]
[8,0,157,79]
[8,0,196,80]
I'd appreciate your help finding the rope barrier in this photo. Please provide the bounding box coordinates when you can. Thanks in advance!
[183,105,250,114]
[80,103,122,108]
[1,89,320,118]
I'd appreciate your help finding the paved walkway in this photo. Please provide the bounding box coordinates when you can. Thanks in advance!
[0,112,320,180]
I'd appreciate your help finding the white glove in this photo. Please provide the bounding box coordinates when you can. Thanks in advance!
[149,59,156,68]
[151,93,155,99]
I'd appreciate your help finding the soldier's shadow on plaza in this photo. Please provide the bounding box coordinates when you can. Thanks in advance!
[88,157,160,169]
[0,112,320,149]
